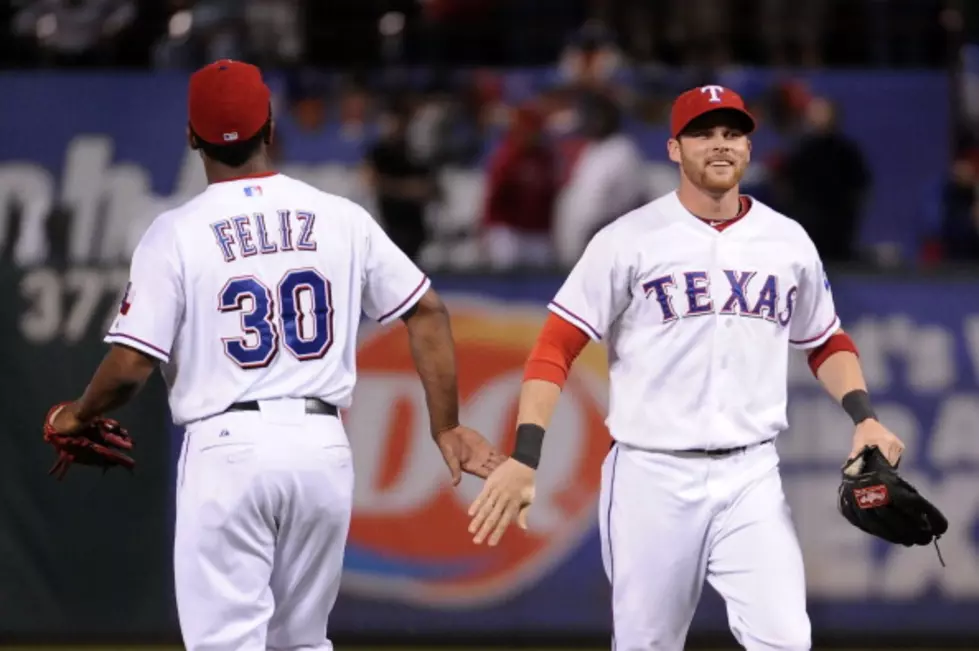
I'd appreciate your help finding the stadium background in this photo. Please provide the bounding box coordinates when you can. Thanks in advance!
[2,0,979,649]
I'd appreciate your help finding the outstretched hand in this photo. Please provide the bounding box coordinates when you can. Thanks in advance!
[434,425,506,485]
[467,457,536,546]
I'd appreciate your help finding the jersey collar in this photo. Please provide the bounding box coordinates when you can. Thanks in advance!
[209,170,280,185]
[671,191,754,236]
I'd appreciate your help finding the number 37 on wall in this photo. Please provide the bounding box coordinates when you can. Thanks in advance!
[19,267,131,344]
[219,268,335,369]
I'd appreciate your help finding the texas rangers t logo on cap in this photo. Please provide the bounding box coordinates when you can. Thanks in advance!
[701,85,726,103]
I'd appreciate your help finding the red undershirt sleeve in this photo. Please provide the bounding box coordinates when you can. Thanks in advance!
[807,331,859,376]
[523,313,591,388]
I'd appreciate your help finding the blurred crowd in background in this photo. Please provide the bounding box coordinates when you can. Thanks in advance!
[1,0,953,69]
[4,0,979,271]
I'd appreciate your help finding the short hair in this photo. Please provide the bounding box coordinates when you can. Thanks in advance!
[192,117,272,168]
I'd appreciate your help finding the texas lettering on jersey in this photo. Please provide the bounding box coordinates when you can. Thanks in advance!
[547,191,840,452]
[641,270,797,326]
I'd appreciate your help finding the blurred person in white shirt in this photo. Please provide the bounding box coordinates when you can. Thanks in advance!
[554,91,648,267]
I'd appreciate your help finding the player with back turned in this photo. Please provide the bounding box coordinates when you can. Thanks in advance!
[466,86,913,650]
[40,60,503,651]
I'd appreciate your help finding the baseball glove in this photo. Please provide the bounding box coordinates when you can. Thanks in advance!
[838,445,947,553]
[43,402,135,480]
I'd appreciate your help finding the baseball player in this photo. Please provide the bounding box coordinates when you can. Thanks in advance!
[42,60,503,651]
[467,86,906,650]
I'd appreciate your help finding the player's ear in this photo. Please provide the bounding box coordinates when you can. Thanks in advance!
[187,125,200,151]
[667,137,682,164]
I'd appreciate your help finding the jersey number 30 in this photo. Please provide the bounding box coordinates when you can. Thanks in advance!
[218,268,333,368]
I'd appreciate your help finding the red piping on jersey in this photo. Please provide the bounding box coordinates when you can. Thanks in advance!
[549,301,602,340]
[105,331,170,359]
[210,170,280,184]
[523,313,591,388]
[378,276,429,322]
[695,196,752,232]
[790,315,840,345]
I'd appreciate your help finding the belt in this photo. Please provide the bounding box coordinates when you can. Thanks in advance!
[609,438,775,456]
[682,438,773,457]
[225,398,338,417]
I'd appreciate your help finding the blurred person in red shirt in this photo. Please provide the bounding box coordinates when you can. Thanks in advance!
[481,104,559,269]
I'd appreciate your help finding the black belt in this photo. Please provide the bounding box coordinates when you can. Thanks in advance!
[225,398,338,417]
[682,438,773,457]
[609,438,774,456]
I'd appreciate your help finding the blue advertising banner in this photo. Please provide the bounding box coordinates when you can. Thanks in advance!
[0,70,949,263]
[161,272,979,638]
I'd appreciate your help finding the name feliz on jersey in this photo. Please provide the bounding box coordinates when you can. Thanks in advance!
[210,210,316,262]
[642,270,798,325]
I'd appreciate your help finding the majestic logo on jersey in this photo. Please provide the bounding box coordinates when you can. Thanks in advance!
[642,270,796,326]
[341,301,609,607]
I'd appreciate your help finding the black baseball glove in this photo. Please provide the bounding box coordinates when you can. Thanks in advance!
[43,402,135,480]
[838,445,947,550]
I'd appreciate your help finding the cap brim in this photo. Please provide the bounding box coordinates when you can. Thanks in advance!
[676,107,755,137]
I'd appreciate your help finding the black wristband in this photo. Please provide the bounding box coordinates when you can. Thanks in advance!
[841,389,877,425]
[511,423,545,469]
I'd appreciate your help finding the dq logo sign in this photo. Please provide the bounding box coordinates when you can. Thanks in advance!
[341,300,610,608]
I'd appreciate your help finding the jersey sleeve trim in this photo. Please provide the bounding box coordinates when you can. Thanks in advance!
[103,332,170,363]
[789,314,841,350]
[377,275,431,325]
[548,301,602,342]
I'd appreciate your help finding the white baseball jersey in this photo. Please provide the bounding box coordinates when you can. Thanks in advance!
[104,172,429,426]
[550,191,839,451]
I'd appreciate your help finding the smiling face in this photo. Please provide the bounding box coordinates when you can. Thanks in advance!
[668,110,752,195]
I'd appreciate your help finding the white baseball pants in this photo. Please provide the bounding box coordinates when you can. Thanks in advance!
[174,400,353,651]
[599,440,811,651]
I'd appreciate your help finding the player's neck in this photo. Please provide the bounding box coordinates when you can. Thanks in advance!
[204,152,276,185]
[676,181,741,222]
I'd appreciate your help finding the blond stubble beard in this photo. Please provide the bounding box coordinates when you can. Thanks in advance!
[681,157,747,194]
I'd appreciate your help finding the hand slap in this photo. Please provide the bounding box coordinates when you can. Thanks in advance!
[467,458,536,546]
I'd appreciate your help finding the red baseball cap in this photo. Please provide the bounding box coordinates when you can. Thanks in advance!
[188,59,272,146]
[670,85,755,138]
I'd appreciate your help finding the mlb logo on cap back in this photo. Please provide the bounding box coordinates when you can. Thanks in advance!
[670,84,756,138]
